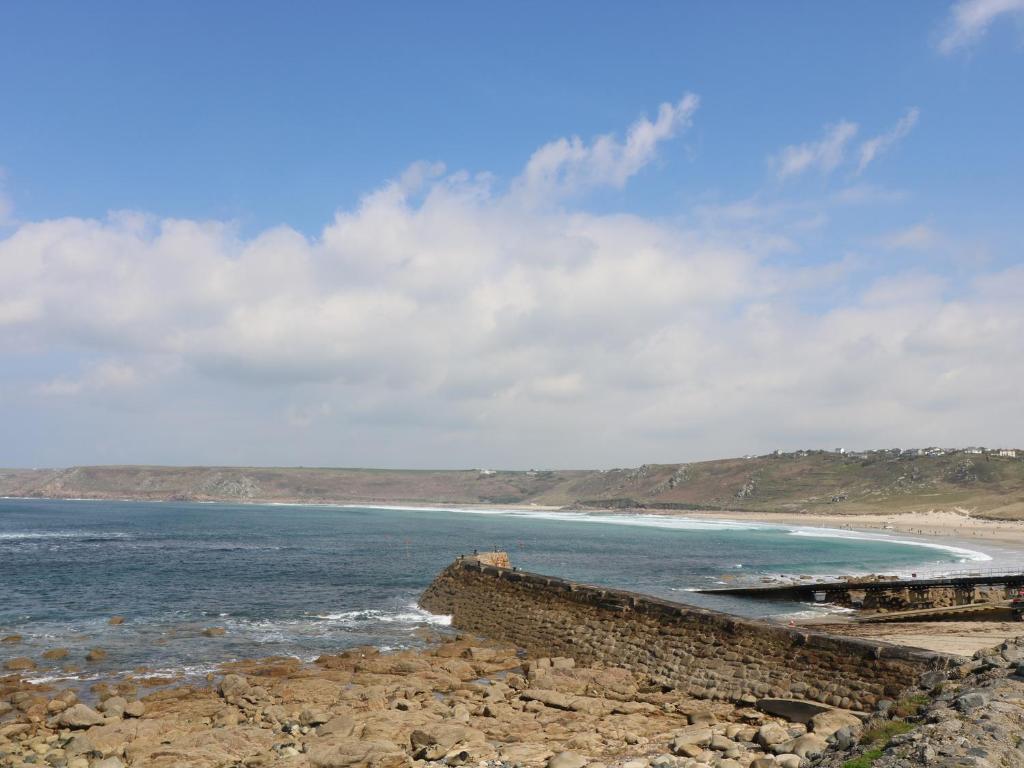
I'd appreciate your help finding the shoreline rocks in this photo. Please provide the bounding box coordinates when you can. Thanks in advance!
[0,637,930,768]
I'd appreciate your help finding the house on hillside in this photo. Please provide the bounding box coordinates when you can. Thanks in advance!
[995,449,1017,458]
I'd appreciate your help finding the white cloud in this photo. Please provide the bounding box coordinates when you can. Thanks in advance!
[772,121,859,180]
[1,99,1021,467]
[37,361,143,397]
[857,108,919,174]
[0,169,13,227]
[514,94,699,202]
[939,0,1024,53]
[880,223,942,250]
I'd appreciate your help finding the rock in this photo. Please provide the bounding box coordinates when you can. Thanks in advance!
[123,700,145,718]
[688,710,717,726]
[956,691,991,712]
[308,738,411,768]
[710,734,738,752]
[68,760,89,768]
[301,708,331,726]
[85,648,107,662]
[42,647,69,660]
[219,673,250,699]
[108,616,125,625]
[409,723,485,760]
[548,752,590,768]
[499,743,555,766]
[783,733,827,759]
[919,670,947,689]
[203,627,226,637]
[775,755,801,768]
[757,722,791,747]
[810,708,861,738]
[100,696,127,718]
[3,656,36,671]
[94,758,125,768]
[1,634,21,643]
[56,703,105,729]
[750,759,777,768]
[672,725,713,747]
[318,714,357,738]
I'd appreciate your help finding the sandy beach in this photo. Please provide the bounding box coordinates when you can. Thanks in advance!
[683,508,1024,547]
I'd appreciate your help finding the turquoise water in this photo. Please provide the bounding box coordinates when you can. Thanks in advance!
[0,498,990,682]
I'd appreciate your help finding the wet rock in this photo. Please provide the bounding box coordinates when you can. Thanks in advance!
[42,648,69,661]
[1,634,21,644]
[3,656,36,671]
[203,627,226,637]
[108,616,125,626]
[85,648,107,662]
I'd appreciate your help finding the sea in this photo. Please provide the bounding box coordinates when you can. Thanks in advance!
[0,497,999,685]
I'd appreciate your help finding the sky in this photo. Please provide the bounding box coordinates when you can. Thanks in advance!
[1,1,1023,469]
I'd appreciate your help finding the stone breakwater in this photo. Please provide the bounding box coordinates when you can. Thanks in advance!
[418,557,954,712]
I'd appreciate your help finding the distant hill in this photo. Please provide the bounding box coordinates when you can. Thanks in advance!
[2,449,1023,519]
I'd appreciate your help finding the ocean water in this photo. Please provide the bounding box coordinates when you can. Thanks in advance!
[0,498,992,683]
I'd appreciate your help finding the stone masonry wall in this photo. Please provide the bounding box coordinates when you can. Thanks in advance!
[419,557,955,712]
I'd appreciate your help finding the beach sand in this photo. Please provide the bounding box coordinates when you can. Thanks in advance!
[807,619,1024,657]
[684,508,1024,547]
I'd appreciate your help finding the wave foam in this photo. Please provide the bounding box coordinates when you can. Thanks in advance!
[787,528,991,562]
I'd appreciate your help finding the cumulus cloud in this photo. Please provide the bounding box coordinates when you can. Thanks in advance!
[939,0,1024,53]
[514,94,699,201]
[857,108,919,174]
[772,121,859,180]
[1,99,1021,467]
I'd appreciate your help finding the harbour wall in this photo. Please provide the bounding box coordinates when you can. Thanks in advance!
[419,556,955,711]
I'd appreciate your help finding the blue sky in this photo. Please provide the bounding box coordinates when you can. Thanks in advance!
[0,1,1022,468]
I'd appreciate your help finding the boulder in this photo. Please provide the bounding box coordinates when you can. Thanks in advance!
[108,616,125,625]
[781,733,827,759]
[202,627,226,637]
[100,695,127,718]
[124,700,146,718]
[756,722,791,747]
[56,703,106,729]
[810,708,861,738]
[86,648,107,662]
[42,647,69,660]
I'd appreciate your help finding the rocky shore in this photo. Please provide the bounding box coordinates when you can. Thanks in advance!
[3,631,1021,768]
